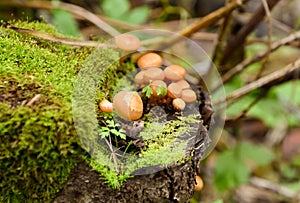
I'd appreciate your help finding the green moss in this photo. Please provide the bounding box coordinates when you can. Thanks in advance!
[0,21,121,202]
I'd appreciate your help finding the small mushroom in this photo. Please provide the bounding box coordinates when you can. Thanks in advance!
[137,53,163,69]
[194,175,204,192]
[115,34,140,51]
[181,89,197,103]
[150,80,167,97]
[143,67,165,83]
[164,65,186,81]
[113,91,143,121]
[167,83,182,98]
[134,71,145,85]
[172,98,186,111]
[175,79,190,90]
[99,99,113,113]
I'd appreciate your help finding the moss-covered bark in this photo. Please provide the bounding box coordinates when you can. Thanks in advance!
[0,21,94,202]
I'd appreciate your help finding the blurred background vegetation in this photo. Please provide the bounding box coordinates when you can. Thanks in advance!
[1,0,300,202]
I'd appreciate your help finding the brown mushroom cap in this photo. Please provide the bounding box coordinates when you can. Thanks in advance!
[143,68,165,83]
[113,91,143,121]
[164,65,186,81]
[137,53,163,69]
[99,99,113,113]
[194,175,204,191]
[175,79,190,90]
[167,83,182,98]
[172,98,186,111]
[134,71,145,85]
[181,89,197,103]
[150,80,167,96]
[115,34,140,51]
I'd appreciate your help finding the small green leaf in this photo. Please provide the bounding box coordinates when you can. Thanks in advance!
[123,6,150,25]
[101,0,130,19]
[51,8,79,37]
[238,142,275,166]
[214,149,250,191]
[142,85,153,98]
[156,84,167,96]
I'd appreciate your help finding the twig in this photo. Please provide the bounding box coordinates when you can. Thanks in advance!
[220,0,280,66]
[9,26,107,47]
[225,88,270,125]
[249,177,300,200]
[215,58,300,105]
[212,0,235,67]
[254,0,272,79]
[155,0,245,50]
[26,94,42,106]
[104,137,119,173]
[0,0,120,36]
[222,30,300,83]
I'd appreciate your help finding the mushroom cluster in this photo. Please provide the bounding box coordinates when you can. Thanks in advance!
[135,52,197,111]
[99,34,198,121]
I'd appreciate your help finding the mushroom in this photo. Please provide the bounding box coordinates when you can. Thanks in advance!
[167,83,182,98]
[150,80,167,97]
[181,89,197,103]
[143,67,165,83]
[137,53,163,69]
[194,175,204,192]
[115,34,140,51]
[164,65,186,81]
[134,71,145,85]
[113,91,143,121]
[172,98,186,111]
[99,99,113,113]
[175,79,190,90]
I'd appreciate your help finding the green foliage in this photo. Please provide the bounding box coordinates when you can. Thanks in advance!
[0,21,93,202]
[142,84,153,98]
[51,8,79,37]
[99,119,126,139]
[142,82,167,98]
[214,141,275,191]
[156,84,167,96]
[88,157,131,189]
[101,0,150,25]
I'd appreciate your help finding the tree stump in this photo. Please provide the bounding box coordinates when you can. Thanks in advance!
[54,87,212,203]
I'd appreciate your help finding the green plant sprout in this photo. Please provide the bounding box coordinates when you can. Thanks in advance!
[156,84,167,96]
[142,83,153,98]
[142,81,167,98]
[99,119,126,140]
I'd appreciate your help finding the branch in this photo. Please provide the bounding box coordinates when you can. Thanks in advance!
[9,26,106,47]
[222,30,300,83]
[0,0,120,36]
[156,0,245,50]
[220,0,281,66]
[250,177,300,200]
[215,58,300,105]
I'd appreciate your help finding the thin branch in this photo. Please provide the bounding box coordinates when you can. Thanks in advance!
[254,0,272,79]
[250,177,300,200]
[8,26,107,47]
[212,0,235,67]
[215,58,300,105]
[26,94,42,106]
[220,0,280,66]
[0,0,120,36]
[155,0,245,50]
[222,30,300,83]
